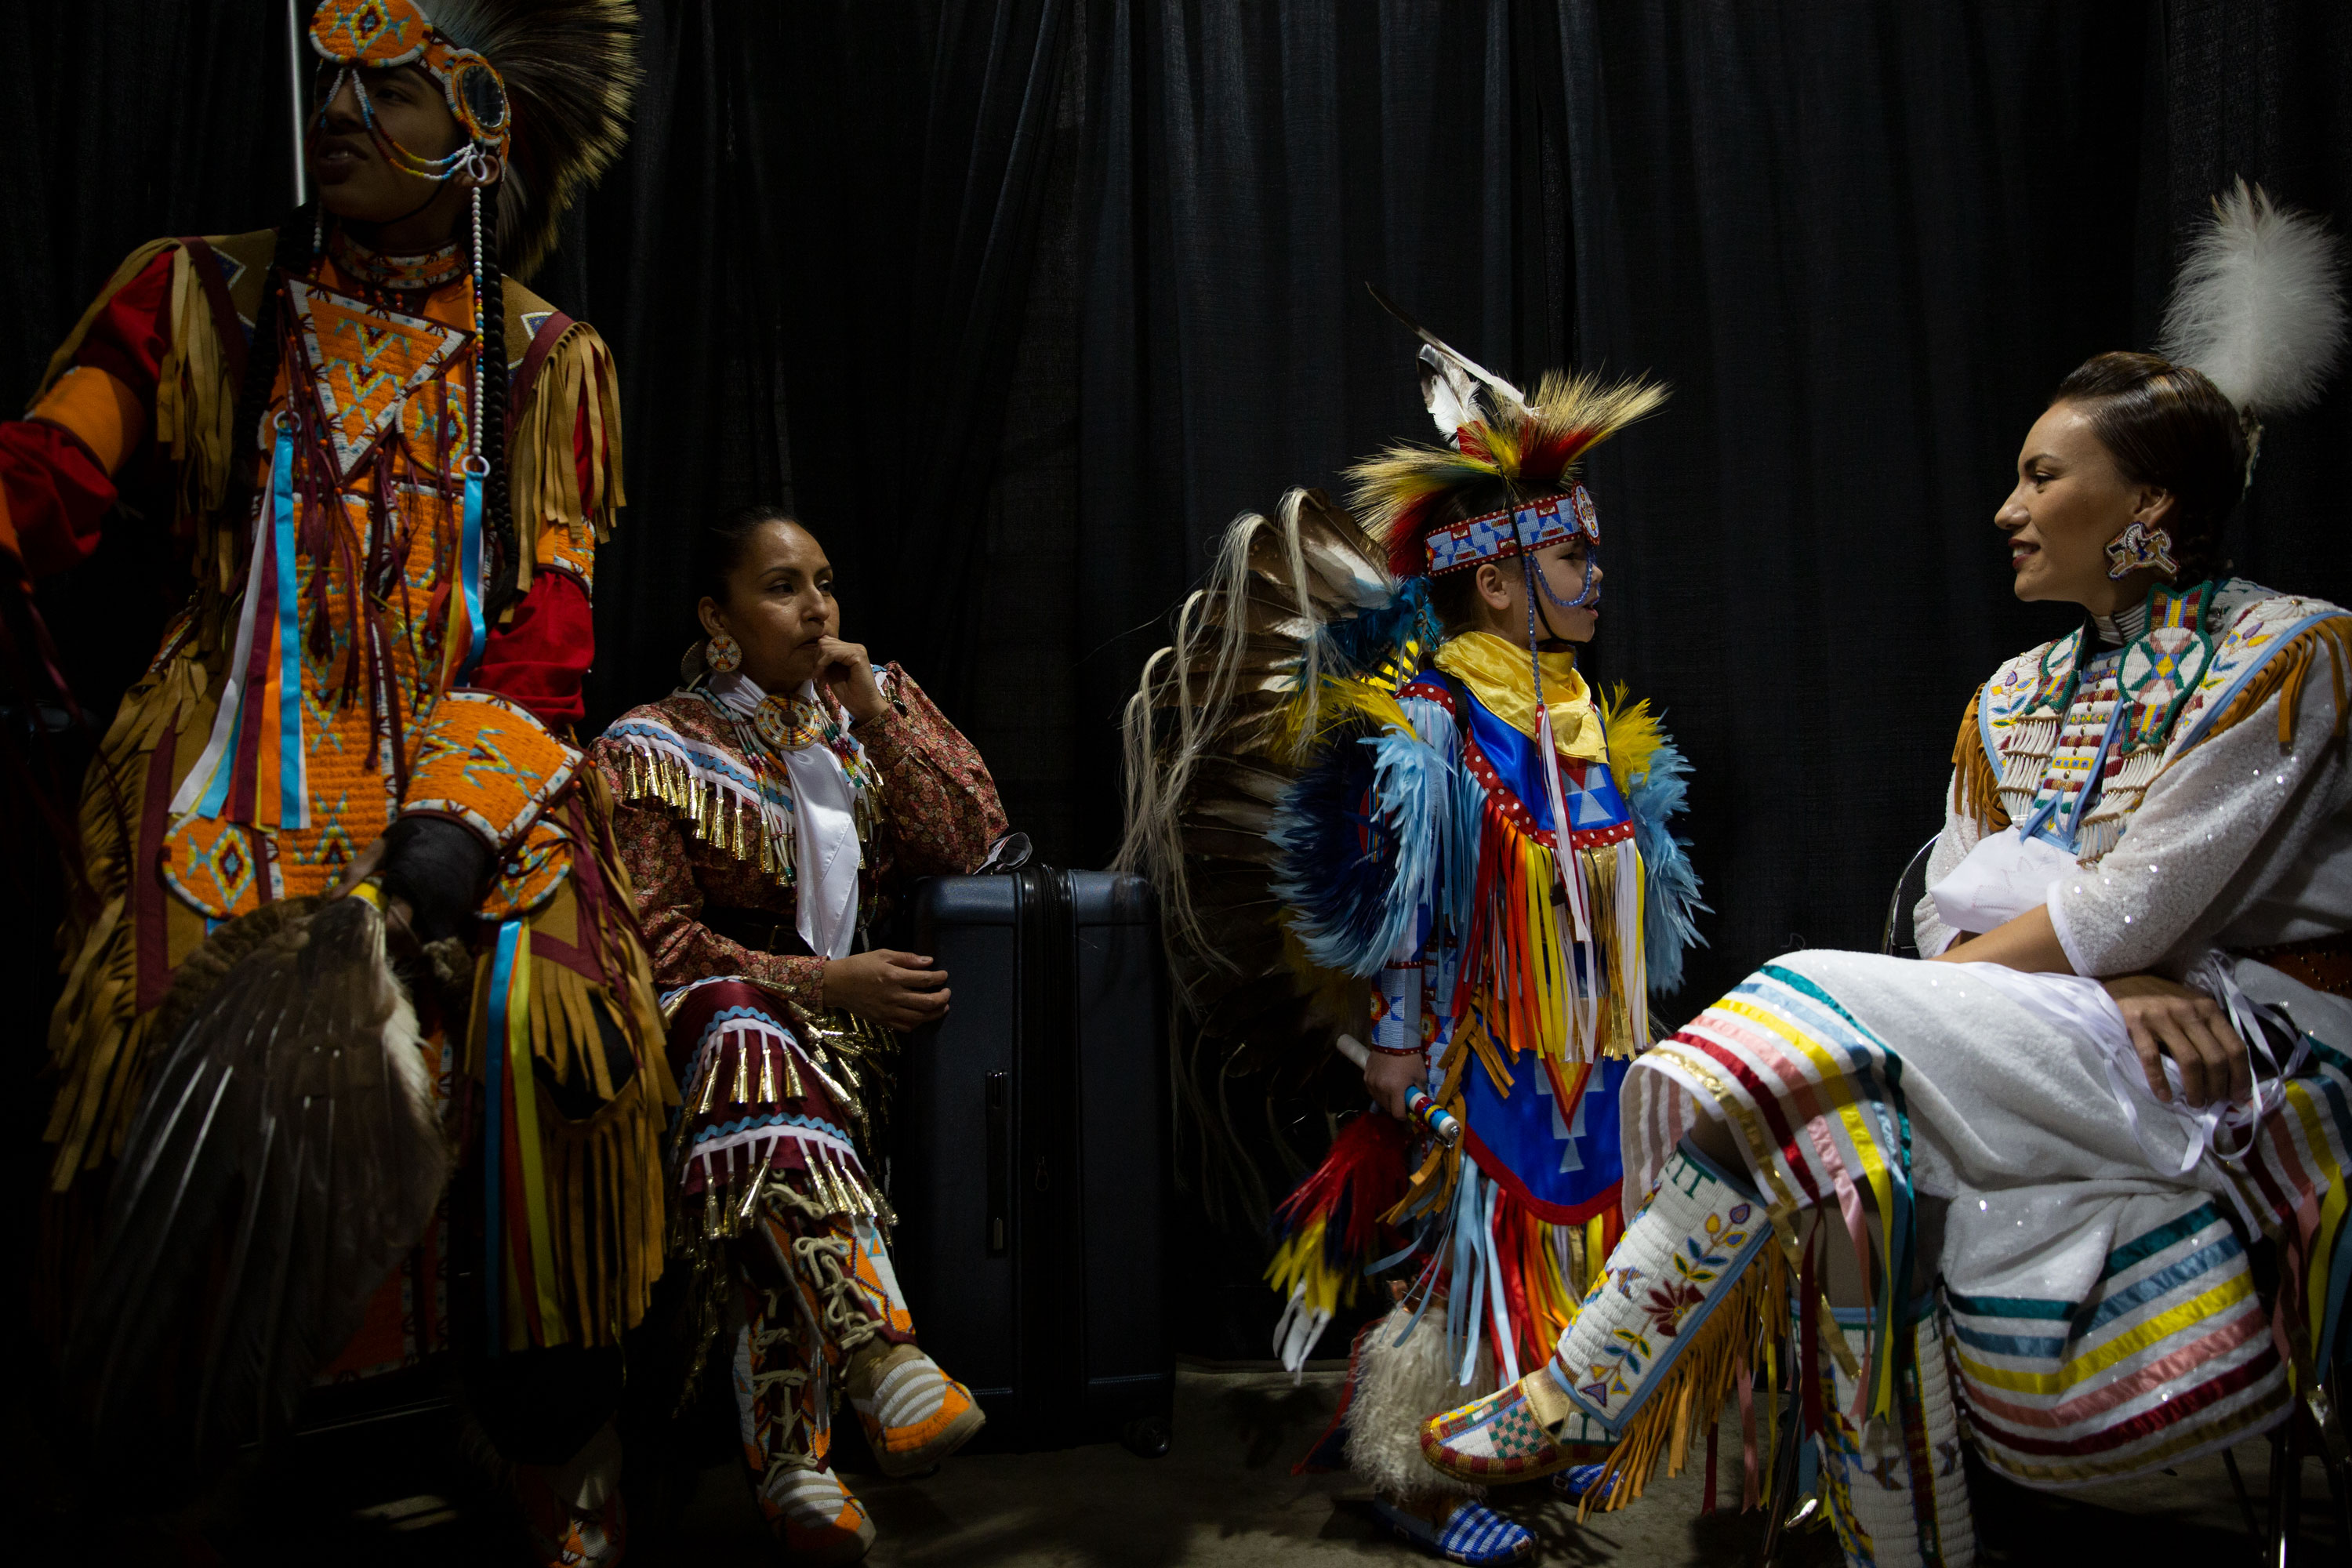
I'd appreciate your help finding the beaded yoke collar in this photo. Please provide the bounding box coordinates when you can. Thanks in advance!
[327,225,466,292]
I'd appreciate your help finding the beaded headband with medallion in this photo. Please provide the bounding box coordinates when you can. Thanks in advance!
[310,0,513,183]
[1425,483,1601,576]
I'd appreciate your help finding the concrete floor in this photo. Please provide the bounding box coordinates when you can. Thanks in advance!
[16,1363,2343,1564]
[633,1364,2341,1568]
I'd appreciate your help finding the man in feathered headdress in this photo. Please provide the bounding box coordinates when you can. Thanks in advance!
[5,2,659,1560]
[1120,315,1704,1563]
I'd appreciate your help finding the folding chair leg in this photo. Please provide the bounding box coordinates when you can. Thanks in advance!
[2325,1446,2350,1566]
[2223,1446,2263,1545]
[2268,1417,2302,1568]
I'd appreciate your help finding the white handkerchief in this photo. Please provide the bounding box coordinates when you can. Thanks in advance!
[1928,826,2077,937]
[779,680,861,961]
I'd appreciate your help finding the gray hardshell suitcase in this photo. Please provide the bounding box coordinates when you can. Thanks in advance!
[890,866,1173,1454]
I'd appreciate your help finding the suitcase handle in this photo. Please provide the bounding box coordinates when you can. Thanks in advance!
[985,1071,1011,1256]
[977,831,1033,874]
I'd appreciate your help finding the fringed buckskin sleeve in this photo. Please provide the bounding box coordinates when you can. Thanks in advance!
[1,246,175,578]
[473,305,622,731]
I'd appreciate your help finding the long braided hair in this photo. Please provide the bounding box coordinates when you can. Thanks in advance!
[213,207,319,608]
[474,194,517,619]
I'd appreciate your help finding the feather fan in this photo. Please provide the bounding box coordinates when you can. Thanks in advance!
[71,895,452,1453]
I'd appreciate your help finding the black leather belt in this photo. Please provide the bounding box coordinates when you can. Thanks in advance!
[700,906,815,957]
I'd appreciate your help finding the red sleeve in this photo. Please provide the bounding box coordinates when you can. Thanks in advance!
[474,569,592,731]
[0,252,174,578]
[470,401,601,729]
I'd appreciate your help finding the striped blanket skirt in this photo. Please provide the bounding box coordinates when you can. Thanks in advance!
[1624,949,2352,1490]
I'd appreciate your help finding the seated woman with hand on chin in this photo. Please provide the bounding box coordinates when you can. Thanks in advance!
[589,505,1006,1566]
[1417,186,2352,1568]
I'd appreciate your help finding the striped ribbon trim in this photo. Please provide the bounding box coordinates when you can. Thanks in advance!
[1944,1201,2285,1483]
[176,420,309,827]
[1646,963,1913,1428]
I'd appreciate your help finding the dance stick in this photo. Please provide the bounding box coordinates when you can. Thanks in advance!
[1334,1032,1462,1146]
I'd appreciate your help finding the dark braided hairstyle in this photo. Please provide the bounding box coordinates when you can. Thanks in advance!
[474,196,517,617]
[2050,350,2248,589]
[220,206,319,551]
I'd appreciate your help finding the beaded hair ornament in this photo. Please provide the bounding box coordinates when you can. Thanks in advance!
[310,0,512,185]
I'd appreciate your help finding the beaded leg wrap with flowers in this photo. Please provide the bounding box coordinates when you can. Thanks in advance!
[1422,1140,1780,1501]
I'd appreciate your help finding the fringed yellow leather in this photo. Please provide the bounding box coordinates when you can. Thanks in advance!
[466,822,679,1350]
[155,245,235,539]
[1950,688,2008,833]
[43,644,210,1188]
[30,239,178,408]
[2194,615,2352,751]
[507,318,625,597]
[32,231,274,608]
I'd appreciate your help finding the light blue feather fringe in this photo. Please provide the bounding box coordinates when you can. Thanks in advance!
[1623,734,1707,995]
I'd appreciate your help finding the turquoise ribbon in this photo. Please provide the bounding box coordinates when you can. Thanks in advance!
[272,421,305,826]
[482,917,523,1355]
[459,459,488,679]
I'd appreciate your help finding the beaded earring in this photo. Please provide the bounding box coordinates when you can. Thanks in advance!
[2104,518,2178,579]
[707,632,743,673]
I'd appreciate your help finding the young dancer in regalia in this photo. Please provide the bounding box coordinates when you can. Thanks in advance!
[1421,186,2352,1568]
[7,4,666,1562]
[589,508,1004,1564]
[1121,321,1704,1565]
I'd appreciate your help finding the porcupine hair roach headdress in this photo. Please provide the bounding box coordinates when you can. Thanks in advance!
[1348,292,1668,586]
[309,0,641,282]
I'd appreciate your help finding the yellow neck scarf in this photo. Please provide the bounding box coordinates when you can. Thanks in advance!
[1432,630,1606,761]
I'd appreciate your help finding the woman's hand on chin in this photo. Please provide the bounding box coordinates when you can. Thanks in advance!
[815,636,888,723]
[2103,973,2250,1109]
[822,949,951,1030]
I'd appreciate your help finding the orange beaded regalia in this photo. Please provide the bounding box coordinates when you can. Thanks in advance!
[11,219,671,1366]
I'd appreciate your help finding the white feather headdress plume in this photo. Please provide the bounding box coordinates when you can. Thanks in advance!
[2156,180,2348,418]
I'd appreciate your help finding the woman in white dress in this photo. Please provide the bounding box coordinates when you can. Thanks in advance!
[1417,185,2352,1568]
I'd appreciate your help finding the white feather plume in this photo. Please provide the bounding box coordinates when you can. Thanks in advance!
[1367,284,1535,437]
[2156,180,2348,417]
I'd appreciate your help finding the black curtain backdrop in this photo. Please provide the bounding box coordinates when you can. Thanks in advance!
[3,2,2349,1356]
[1079,0,2352,1016]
